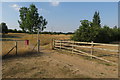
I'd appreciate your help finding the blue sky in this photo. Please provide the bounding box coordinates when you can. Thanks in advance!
[2,2,118,32]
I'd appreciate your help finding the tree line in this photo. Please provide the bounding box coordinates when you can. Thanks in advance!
[0,23,73,35]
[71,11,120,43]
[0,22,8,34]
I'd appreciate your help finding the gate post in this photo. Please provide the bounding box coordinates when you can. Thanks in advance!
[38,40,40,53]
[52,39,54,50]
[72,41,74,54]
[60,40,62,49]
[15,41,17,55]
[91,41,93,59]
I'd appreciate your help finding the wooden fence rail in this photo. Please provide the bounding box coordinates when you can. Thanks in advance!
[53,39,119,65]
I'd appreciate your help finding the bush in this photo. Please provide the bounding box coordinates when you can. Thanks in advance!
[72,21,120,43]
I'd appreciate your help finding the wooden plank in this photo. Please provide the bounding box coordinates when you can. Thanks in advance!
[61,43,72,46]
[54,45,61,47]
[55,39,118,52]
[72,48,118,65]
[62,46,72,50]
[54,40,62,42]
[72,45,91,49]
[55,40,119,46]
[93,47,118,53]
[61,40,92,44]
[93,43,119,47]
[54,40,118,65]
[57,42,118,52]
[3,46,16,57]
[55,43,61,45]
[54,46,117,65]
[31,42,38,51]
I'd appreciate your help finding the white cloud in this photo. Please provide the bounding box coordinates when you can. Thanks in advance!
[11,4,21,11]
[51,1,60,6]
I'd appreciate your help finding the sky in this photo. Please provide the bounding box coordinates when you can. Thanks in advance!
[1,2,118,32]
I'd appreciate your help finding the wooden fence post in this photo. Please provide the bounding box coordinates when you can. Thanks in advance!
[52,39,55,49]
[91,41,93,59]
[38,40,40,53]
[60,40,62,49]
[72,41,74,54]
[15,41,17,55]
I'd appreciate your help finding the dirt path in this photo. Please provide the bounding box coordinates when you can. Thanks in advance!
[2,46,118,78]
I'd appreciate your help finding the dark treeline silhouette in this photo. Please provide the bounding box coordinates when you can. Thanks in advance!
[8,29,74,35]
[0,22,8,34]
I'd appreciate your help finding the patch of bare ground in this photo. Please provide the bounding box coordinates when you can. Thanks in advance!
[2,46,118,78]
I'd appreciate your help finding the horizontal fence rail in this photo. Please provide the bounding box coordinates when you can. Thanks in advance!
[53,39,119,65]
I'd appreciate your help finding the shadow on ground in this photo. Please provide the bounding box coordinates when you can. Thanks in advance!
[1,34,22,38]
[2,51,44,60]
[1,39,25,41]
[0,34,23,41]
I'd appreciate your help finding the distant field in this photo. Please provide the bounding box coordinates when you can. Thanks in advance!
[1,33,71,56]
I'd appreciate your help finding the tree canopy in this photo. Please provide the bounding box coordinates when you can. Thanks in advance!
[72,11,120,43]
[92,11,101,27]
[18,4,47,33]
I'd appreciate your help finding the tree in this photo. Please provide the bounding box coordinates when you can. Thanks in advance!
[0,22,8,34]
[26,4,39,33]
[71,20,92,42]
[72,11,119,43]
[18,7,28,32]
[111,26,120,42]
[94,25,112,43]
[92,11,101,27]
[18,4,47,33]
[37,16,48,32]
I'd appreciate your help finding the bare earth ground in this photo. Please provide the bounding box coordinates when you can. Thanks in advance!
[2,33,118,78]
[2,46,118,78]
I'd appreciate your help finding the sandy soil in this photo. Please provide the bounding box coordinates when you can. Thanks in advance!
[2,46,118,78]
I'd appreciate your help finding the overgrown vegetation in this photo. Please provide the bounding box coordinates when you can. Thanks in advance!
[71,11,120,43]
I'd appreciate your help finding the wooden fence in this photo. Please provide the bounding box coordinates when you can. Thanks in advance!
[52,39,119,65]
[3,40,40,58]
[3,41,18,58]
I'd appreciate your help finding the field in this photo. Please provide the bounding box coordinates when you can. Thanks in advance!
[2,33,71,56]
[2,33,118,78]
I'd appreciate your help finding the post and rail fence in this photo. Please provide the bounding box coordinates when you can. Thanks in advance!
[3,40,40,58]
[52,39,119,65]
